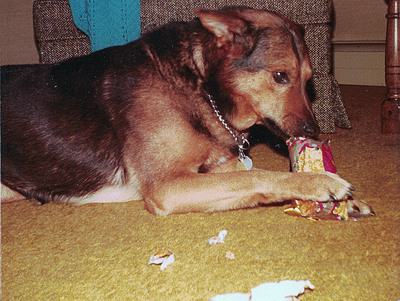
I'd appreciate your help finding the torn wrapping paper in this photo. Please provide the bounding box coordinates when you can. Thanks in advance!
[148,249,175,270]
[210,280,314,301]
[285,137,351,221]
[207,230,228,245]
[287,137,336,174]
[225,250,235,260]
[285,199,350,221]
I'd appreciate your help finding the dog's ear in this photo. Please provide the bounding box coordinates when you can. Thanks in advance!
[195,10,247,48]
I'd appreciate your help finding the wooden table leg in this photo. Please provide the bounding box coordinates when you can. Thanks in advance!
[382,0,400,134]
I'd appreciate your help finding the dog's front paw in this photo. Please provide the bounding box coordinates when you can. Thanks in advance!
[296,172,353,203]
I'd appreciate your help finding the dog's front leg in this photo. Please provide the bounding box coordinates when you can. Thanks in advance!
[144,169,353,215]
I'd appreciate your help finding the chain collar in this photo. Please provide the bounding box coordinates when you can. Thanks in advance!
[206,93,250,160]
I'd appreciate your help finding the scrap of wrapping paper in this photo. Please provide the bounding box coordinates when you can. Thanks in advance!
[207,230,228,244]
[210,280,314,301]
[285,137,351,221]
[208,230,235,259]
[226,250,235,260]
[148,249,175,270]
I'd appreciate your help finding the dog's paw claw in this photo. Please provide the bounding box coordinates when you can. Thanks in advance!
[317,172,352,202]
[295,172,352,203]
[329,193,338,201]
[346,198,375,217]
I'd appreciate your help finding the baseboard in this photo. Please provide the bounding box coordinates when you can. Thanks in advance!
[332,41,385,86]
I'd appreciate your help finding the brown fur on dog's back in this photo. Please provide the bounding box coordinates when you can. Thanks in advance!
[2,8,371,215]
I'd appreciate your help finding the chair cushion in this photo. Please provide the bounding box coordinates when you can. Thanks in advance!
[141,0,332,33]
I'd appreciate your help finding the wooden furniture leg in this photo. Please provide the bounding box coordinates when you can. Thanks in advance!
[382,0,400,134]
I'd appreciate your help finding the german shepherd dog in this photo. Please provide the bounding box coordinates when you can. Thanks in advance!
[1,8,372,215]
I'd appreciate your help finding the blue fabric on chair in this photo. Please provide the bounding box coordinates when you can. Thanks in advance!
[69,0,141,52]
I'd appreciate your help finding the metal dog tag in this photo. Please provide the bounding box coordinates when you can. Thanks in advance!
[239,155,253,170]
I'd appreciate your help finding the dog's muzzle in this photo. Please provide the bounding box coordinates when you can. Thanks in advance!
[262,118,320,140]
[301,120,320,139]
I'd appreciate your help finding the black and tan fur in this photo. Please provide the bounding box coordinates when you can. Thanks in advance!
[1,8,372,215]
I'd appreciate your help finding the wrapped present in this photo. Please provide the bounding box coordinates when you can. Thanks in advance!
[287,137,336,173]
[284,137,351,221]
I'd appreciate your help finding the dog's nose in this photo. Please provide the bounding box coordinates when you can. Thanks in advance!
[302,120,320,138]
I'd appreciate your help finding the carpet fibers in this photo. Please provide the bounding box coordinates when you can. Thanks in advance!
[1,85,400,300]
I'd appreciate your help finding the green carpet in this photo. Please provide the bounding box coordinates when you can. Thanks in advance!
[2,85,400,300]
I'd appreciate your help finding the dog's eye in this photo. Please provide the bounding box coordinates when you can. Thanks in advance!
[272,72,290,84]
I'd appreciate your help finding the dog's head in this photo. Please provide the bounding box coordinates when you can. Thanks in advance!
[197,8,319,139]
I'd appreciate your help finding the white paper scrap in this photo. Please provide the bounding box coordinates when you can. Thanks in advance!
[210,280,314,301]
[207,230,228,245]
[148,249,175,270]
[251,280,314,300]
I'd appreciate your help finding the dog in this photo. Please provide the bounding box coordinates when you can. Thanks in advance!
[1,8,373,215]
